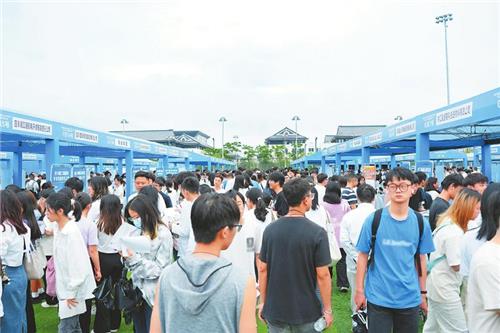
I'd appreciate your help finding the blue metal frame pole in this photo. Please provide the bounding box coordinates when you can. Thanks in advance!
[125,150,134,201]
[416,133,430,162]
[45,139,60,184]
[163,156,169,176]
[13,151,23,187]
[335,154,341,175]
[321,156,326,174]
[481,144,492,181]
[361,147,370,165]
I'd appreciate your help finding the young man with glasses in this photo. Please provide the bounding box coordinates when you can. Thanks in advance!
[258,178,333,332]
[354,167,435,333]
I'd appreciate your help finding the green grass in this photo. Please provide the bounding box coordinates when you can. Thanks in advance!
[33,282,352,332]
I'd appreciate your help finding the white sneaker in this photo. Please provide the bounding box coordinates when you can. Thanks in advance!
[31,292,39,298]
[41,301,58,308]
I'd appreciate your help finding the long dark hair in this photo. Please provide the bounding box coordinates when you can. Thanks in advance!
[139,185,160,216]
[16,190,42,240]
[246,188,268,222]
[310,187,320,210]
[74,192,92,222]
[46,192,73,220]
[97,194,122,235]
[478,183,500,241]
[89,176,109,201]
[425,177,439,192]
[124,195,162,240]
[0,189,28,234]
[233,175,247,192]
[323,181,342,205]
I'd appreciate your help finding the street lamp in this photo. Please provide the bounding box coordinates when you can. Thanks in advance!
[292,115,300,158]
[219,117,227,159]
[120,119,129,133]
[436,13,453,105]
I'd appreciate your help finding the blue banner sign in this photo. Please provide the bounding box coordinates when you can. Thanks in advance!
[50,164,72,190]
[72,165,87,181]
[415,160,434,178]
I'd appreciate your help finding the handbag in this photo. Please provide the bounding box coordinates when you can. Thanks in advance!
[23,239,47,280]
[325,212,342,263]
[93,276,115,310]
[115,268,144,324]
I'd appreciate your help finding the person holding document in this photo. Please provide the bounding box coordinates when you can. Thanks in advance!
[45,192,96,333]
[95,195,124,333]
[123,194,174,333]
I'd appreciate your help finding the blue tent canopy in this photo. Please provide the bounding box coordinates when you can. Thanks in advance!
[315,88,500,180]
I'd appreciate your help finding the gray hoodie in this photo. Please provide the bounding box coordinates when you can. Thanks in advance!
[158,254,247,332]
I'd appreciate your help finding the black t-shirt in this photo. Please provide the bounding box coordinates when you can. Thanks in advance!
[260,216,331,325]
[429,197,450,231]
[409,188,433,211]
[273,191,289,217]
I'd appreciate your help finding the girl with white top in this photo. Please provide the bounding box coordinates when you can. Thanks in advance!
[245,188,273,261]
[221,190,256,279]
[112,176,125,205]
[45,191,96,333]
[87,176,109,224]
[467,188,500,333]
[74,192,101,333]
[17,190,43,333]
[94,194,123,333]
[123,194,174,333]
[0,189,29,333]
[424,188,481,333]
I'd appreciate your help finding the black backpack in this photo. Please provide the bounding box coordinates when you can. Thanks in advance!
[367,208,424,276]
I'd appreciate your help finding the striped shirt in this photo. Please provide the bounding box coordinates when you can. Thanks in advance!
[341,187,357,206]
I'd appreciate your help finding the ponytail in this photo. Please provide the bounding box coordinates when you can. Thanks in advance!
[254,197,268,222]
[74,192,92,222]
[246,188,268,222]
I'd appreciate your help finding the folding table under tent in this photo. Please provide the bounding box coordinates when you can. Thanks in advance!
[0,109,193,199]
[321,88,500,181]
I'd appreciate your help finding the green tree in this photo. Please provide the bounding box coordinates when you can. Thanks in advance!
[256,145,273,168]
[272,145,287,168]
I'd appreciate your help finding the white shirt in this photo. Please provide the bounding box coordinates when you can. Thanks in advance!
[97,230,118,254]
[172,200,193,257]
[246,208,273,254]
[87,198,101,223]
[427,220,464,303]
[53,220,96,301]
[39,216,55,256]
[467,241,500,333]
[221,216,258,279]
[113,185,125,204]
[314,184,326,204]
[0,221,26,267]
[305,206,329,231]
[340,202,375,272]
[460,225,485,277]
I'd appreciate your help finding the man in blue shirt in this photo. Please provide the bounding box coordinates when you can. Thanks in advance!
[355,167,435,333]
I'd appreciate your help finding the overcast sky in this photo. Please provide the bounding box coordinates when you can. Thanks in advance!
[1,0,498,147]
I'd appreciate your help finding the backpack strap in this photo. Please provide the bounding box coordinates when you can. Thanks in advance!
[414,210,424,277]
[367,208,384,269]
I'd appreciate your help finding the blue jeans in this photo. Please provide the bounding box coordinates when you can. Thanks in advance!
[267,320,317,333]
[1,265,27,333]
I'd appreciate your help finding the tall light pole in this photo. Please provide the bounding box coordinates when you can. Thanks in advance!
[120,119,129,133]
[219,117,227,159]
[292,115,300,158]
[436,13,453,105]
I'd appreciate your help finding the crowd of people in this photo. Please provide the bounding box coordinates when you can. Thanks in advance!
[1,165,499,333]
